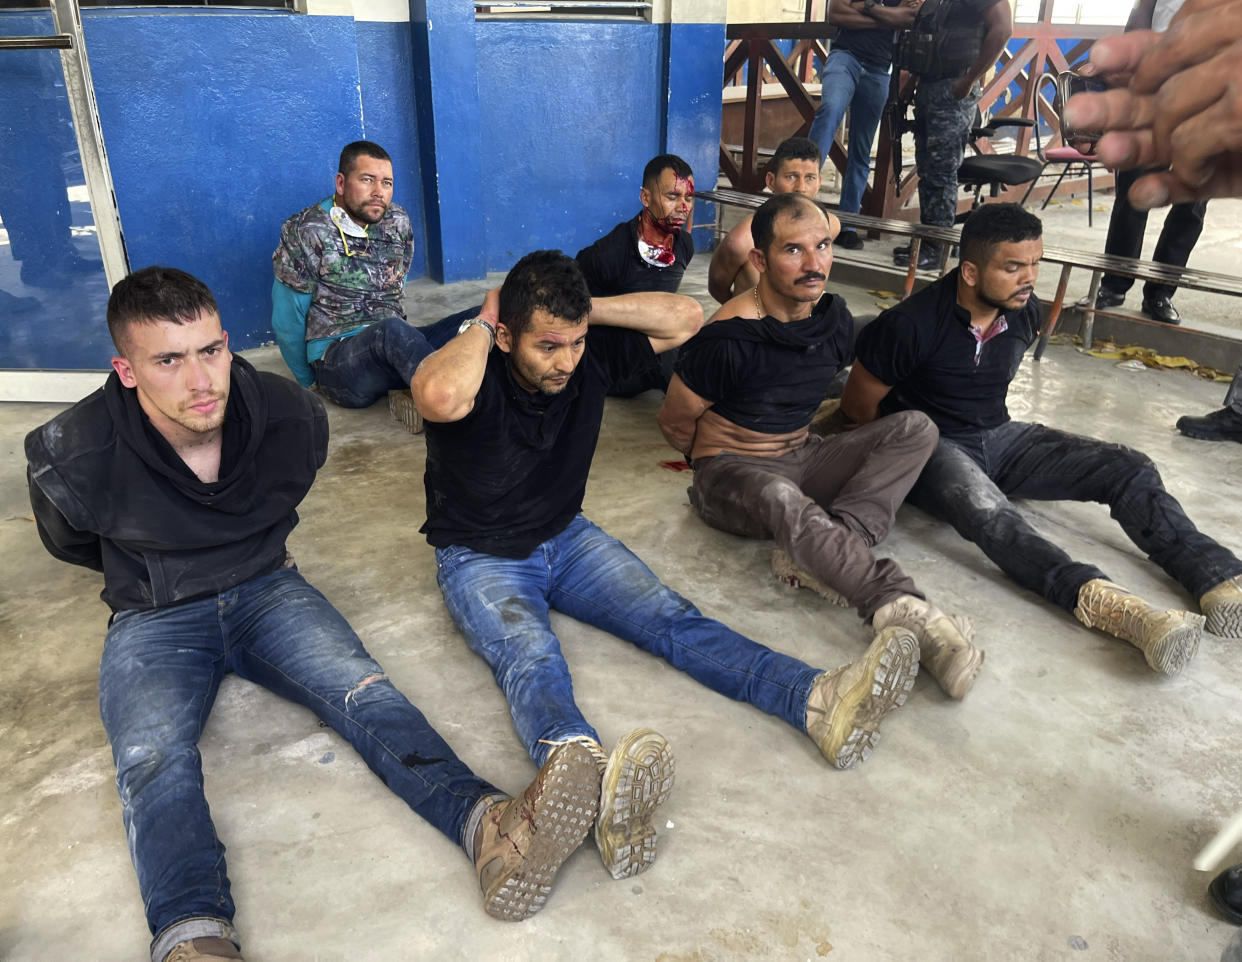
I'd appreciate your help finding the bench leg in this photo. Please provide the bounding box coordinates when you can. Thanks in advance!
[1034,263,1073,361]
[1081,269,1103,351]
[904,237,921,297]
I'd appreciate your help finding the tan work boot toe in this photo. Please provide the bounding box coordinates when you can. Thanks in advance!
[596,728,676,880]
[1201,575,1242,638]
[770,549,849,607]
[873,594,984,700]
[164,938,243,962]
[473,742,599,921]
[1074,578,1202,675]
[805,626,919,769]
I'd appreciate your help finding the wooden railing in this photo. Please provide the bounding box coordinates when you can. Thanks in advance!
[720,3,1118,219]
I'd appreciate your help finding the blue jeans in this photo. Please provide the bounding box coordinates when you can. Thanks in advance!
[99,566,497,960]
[808,49,891,216]
[435,515,821,766]
[313,312,461,408]
[907,422,1242,612]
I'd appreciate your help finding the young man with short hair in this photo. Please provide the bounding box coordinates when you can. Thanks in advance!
[708,137,836,303]
[845,203,1242,673]
[26,267,601,962]
[411,250,921,883]
[661,193,984,701]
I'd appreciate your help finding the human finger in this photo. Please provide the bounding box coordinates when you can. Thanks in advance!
[1130,3,1242,94]
[1079,32,1156,84]
[1164,95,1242,188]
[1063,88,1158,138]
[1093,129,1167,171]
[1125,162,1242,208]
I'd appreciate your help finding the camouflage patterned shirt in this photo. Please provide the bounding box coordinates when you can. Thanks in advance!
[272,197,414,342]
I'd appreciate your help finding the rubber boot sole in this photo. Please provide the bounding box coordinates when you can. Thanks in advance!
[596,728,676,880]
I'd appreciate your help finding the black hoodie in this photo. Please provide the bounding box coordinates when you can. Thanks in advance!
[25,356,328,612]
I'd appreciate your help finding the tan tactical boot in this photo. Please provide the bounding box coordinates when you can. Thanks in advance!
[388,388,424,434]
[770,549,849,608]
[472,742,599,921]
[596,728,676,879]
[872,595,984,700]
[542,730,676,880]
[805,626,919,769]
[1200,575,1242,638]
[1073,578,1203,675]
[164,938,243,962]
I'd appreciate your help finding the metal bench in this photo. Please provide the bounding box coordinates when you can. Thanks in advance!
[698,187,1242,363]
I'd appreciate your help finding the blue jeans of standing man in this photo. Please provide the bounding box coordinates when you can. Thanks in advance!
[435,514,822,766]
[808,49,892,216]
[100,566,498,962]
[906,421,1242,612]
[313,313,462,408]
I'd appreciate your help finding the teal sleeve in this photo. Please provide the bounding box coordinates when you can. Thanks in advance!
[271,279,315,387]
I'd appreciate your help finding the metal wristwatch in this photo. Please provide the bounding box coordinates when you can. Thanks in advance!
[457,316,496,349]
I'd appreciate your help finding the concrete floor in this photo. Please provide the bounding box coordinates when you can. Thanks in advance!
[4,237,1242,962]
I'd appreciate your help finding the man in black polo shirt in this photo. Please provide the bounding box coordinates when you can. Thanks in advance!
[410,249,922,882]
[575,153,695,396]
[659,193,983,701]
[843,203,1242,674]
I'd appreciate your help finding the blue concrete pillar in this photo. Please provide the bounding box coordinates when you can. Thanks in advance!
[409,1,487,282]
[664,0,726,251]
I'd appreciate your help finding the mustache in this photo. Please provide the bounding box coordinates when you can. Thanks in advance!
[796,272,826,284]
[1014,286,1035,296]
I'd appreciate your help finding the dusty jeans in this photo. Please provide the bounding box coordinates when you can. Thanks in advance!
[907,420,1242,612]
[689,411,938,620]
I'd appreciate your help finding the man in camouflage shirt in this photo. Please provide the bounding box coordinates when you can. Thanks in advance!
[272,141,450,411]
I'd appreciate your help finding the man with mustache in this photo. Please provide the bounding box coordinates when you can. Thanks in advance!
[575,153,696,396]
[271,140,453,428]
[842,203,1242,673]
[25,267,604,962]
[658,193,985,701]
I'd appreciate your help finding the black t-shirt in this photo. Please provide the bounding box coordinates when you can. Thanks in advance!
[853,269,1040,438]
[675,294,855,434]
[421,325,657,557]
[575,216,694,297]
[832,0,901,71]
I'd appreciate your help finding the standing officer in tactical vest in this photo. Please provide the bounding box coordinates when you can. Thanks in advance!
[891,0,1014,271]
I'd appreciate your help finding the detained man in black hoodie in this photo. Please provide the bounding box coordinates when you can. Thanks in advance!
[24,267,601,962]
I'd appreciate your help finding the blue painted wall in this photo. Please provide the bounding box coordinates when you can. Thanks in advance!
[4,10,726,369]
[82,11,369,350]
[356,20,430,281]
[474,20,665,271]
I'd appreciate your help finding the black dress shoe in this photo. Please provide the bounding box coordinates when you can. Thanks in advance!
[1176,407,1242,443]
[836,229,863,250]
[1141,295,1181,324]
[1075,289,1126,310]
[1211,863,1242,924]
[893,243,941,271]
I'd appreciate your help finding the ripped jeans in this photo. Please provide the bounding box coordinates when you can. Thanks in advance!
[907,421,1242,612]
[100,566,498,961]
[435,514,821,767]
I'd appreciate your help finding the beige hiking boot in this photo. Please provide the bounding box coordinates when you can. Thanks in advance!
[472,742,599,921]
[595,728,675,880]
[388,389,424,434]
[164,939,243,962]
[770,549,849,608]
[541,730,676,880]
[805,626,919,769]
[1200,575,1242,638]
[872,595,984,700]
[1073,578,1203,675]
